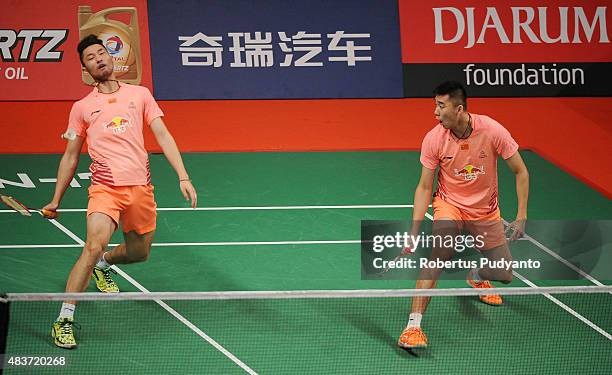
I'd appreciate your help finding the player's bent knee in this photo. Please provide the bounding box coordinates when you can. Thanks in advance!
[83,241,105,259]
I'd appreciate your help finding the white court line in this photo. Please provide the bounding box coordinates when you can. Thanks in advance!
[0,244,82,248]
[424,211,610,340]
[136,240,361,247]
[512,271,611,340]
[0,238,531,249]
[46,219,258,374]
[502,219,606,287]
[0,204,419,214]
[0,240,361,249]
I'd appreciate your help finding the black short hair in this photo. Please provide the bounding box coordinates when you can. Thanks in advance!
[77,34,105,64]
[433,81,467,110]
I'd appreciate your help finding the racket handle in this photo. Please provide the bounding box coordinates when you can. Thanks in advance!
[399,245,415,256]
[380,245,415,274]
[381,254,402,274]
[41,208,58,219]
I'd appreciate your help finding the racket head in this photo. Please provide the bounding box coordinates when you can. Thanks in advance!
[0,195,32,216]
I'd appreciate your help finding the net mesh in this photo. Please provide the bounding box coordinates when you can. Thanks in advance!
[1,286,611,374]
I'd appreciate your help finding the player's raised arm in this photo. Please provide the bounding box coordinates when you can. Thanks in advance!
[43,135,85,212]
[149,117,198,208]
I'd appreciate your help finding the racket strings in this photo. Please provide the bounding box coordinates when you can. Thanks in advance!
[1,195,32,216]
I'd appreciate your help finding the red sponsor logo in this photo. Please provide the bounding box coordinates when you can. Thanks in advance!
[0,0,153,101]
[454,164,485,180]
[400,1,611,63]
[104,117,131,134]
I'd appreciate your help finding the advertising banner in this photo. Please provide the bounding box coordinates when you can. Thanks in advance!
[399,0,612,97]
[148,0,403,99]
[0,0,153,101]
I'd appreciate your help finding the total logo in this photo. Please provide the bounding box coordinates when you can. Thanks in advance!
[105,35,124,55]
[454,164,485,181]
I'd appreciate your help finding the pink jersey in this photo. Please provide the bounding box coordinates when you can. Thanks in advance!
[67,83,163,186]
[420,114,518,216]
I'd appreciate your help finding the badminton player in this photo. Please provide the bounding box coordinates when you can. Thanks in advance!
[46,35,197,348]
[397,81,529,349]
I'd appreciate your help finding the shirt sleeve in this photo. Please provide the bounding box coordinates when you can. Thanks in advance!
[142,87,164,126]
[67,101,87,137]
[419,132,439,170]
[493,122,519,160]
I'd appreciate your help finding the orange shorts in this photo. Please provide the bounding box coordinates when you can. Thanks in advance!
[87,184,157,234]
[432,197,506,251]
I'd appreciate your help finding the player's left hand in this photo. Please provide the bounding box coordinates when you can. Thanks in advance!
[179,180,198,208]
[506,218,526,241]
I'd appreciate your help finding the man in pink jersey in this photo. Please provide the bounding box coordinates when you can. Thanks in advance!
[397,81,529,349]
[45,35,197,348]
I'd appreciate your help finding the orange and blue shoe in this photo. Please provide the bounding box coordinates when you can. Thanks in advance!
[398,327,428,349]
[467,273,503,306]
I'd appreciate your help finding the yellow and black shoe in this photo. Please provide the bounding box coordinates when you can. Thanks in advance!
[51,318,77,349]
[92,266,119,293]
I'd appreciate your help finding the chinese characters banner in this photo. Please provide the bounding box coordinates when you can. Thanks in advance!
[147,0,403,99]
[0,0,153,101]
[399,0,612,97]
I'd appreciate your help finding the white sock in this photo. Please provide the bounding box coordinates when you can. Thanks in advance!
[96,252,111,269]
[58,303,75,320]
[470,268,483,282]
[407,313,422,328]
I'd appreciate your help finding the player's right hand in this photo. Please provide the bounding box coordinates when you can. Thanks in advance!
[506,218,526,241]
[41,202,59,219]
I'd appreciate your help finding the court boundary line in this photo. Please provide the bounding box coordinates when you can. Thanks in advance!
[0,240,361,249]
[0,238,533,249]
[501,219,606,287]
[512,272,611,340]
[0,204,419,213]
[45,218,258,375]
